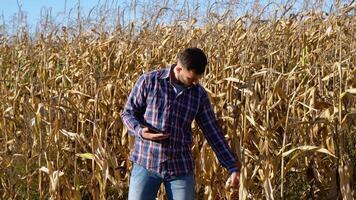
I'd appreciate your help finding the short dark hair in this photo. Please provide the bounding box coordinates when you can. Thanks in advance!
[177,47,207,75]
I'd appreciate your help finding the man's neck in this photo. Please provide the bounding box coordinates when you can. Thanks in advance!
[170,64,181,85]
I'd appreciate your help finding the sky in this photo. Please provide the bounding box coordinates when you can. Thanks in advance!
[1,0,337,30]
[1,0,126,23]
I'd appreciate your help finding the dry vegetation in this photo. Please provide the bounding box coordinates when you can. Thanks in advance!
[0,1,355,200]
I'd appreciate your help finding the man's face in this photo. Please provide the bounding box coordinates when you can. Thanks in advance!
[175,62,203,87]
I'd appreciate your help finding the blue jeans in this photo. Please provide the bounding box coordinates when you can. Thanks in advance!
[128,163,195,200]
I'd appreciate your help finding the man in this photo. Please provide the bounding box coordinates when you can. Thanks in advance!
[121,47,240,200]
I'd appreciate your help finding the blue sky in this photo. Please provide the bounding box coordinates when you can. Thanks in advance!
[1,0,129,25]
[1,0,337,28]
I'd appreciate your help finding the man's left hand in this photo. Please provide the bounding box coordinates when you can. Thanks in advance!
[229,171,240,188]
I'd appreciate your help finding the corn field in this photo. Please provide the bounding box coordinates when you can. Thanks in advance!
[0,2,355,200]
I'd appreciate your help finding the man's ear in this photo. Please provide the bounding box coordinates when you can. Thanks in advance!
[176,66,182,72]
[176,61,183,72]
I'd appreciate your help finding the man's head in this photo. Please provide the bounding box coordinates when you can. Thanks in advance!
[174,47,207,86]
[177,47,207,74]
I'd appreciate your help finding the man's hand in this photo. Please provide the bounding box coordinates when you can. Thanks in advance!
[226,171,240,188]
[141,127,170,140]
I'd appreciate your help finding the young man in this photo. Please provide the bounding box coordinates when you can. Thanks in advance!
[121,47,240,200]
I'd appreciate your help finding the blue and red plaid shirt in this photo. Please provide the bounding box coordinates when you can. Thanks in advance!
[121,65,238,176]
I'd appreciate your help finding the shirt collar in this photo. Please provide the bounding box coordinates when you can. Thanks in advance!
[159,64,176,79]
[160,64,198,90]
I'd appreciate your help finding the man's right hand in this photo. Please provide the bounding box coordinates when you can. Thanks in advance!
[141,127,170,140]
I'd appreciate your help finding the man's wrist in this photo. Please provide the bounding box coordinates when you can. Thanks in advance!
[135,126,144,139]
[229,162,241,174]
[228,167,238,174]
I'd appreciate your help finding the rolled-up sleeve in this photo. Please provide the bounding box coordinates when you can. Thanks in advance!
[195,90,238,173]
[120,74,147,139]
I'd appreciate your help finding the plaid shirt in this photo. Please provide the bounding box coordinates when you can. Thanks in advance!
[121,65,238,176]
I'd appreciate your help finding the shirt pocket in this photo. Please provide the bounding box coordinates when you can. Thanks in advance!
[144,86,168,127]
[175,96,199,125]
